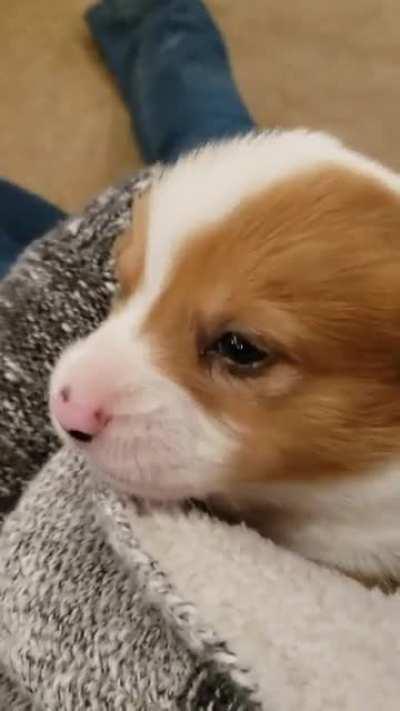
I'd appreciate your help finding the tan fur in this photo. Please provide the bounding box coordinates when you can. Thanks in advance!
[113,189,150,303]
[96,163,400,587]
[117,166,400,488]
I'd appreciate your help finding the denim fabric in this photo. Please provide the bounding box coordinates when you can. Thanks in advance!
[86,0,255,163]
[1,0,255,276]
[0,180,65,278]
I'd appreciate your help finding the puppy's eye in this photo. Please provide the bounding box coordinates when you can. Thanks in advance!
[206,332,270,369]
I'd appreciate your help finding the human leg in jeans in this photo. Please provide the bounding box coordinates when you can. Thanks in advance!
[86,0,256,163]
[0,180,66,278]
[1,0,255,276]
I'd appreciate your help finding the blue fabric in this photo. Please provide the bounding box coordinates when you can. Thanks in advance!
[85,0,256,163]
[1,0,256,277]
[0,180,66,279]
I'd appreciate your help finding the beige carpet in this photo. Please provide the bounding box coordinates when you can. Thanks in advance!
[1,0,399,213]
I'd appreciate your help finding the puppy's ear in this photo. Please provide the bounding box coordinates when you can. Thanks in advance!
[113,188,150,304]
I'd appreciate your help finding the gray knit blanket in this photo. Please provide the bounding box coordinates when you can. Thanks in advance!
[1,175,399,711]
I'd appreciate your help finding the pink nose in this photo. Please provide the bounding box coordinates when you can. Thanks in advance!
[52,387,111,442]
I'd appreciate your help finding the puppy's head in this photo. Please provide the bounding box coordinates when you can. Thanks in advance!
[50,131,400,504]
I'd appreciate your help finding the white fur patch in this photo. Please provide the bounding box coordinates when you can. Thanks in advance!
[50,310,234,500]
[142,129,400,304]
[233,465,400,580]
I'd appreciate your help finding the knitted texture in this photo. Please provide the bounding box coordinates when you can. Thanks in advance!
[0,175,261,709]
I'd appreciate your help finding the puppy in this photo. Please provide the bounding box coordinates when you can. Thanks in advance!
[50,130,400,588]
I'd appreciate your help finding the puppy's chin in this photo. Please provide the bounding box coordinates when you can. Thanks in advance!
[58,411,226,503]
[89,446,199,502]
[94,470,198,504]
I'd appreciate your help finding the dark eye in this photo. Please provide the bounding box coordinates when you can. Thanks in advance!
[207,331,269,369]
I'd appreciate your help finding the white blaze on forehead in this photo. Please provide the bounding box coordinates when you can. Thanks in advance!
[124,129,400,329]
[140,129,400,307]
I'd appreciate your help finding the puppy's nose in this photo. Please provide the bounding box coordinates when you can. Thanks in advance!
[52,386,111,442]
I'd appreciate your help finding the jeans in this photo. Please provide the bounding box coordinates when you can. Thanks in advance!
[86,0,255,163]
[0,181,66,278]
[0,0,255,277]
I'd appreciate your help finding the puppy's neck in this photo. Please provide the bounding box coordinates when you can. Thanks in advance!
[211,464,400,588]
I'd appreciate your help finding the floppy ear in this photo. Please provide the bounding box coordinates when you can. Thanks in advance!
[113,188,150,304]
